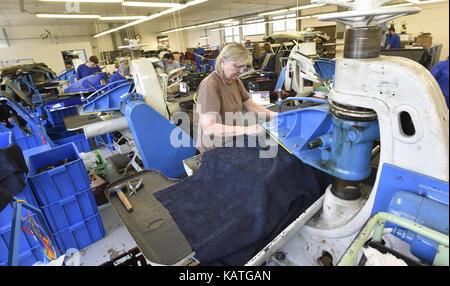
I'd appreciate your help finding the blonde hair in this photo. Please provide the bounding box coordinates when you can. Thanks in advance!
[215,42,249,77]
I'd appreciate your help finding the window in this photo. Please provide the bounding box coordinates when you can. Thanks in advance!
[272,13,297,32]
[225,26,240,43]
[243,18,265,36]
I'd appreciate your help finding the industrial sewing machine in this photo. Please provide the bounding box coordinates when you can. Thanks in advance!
[254,0,449,266]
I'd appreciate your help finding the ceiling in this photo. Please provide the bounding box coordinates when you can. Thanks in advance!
[0,0,409,34]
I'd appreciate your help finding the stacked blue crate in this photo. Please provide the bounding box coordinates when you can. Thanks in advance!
[45,122,91,154]
[0,132,47,266]
[27,143,105,253]
[0,123,46,151]
[0,183,47,266]
[46,106,78,127]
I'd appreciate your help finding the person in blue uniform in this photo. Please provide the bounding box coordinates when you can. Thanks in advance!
[108,64,130,90]
[75,56,102,81]
[386,27,400,49]
[431,57,449,108]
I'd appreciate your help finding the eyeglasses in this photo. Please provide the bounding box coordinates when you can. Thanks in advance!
[233,63,247,69]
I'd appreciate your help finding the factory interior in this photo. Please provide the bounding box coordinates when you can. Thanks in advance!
[0,0,449,269]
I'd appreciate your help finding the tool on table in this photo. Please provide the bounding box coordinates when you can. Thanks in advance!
[128,178,144,197]
[108,184,134,212]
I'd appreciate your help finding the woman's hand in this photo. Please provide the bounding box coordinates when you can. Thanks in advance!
[245,124,266,136]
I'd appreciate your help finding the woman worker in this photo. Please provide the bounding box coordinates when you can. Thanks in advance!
[195,42,277,152]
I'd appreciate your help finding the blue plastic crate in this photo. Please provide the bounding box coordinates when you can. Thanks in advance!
[54,133,91,153]
[45,124,77,141]
[0,182,46,266]
[52,213,105,253]
[22,145,52,167]
[27,143,91,206]
[0,132,12,148]
[0,122,46,151]
[46,106,78,127]
[14,133,45,151]
[41,189,99,233]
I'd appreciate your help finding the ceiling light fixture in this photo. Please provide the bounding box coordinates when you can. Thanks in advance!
[122,1,184,8]
[161,18,234,34]
[100,16,147,21]
[94,0,208,38]
[258,9,289,16]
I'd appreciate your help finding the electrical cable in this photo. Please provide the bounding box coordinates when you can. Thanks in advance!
[13,200,59,262]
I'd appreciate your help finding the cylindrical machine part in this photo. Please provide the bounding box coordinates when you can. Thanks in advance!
[84,116,128,138]
[330,178,361,200]
[330,100,378,122]
[344,26,382,59]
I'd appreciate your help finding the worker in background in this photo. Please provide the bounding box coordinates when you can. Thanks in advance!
[431,57,449,108]
[386,27,400,49]
[163,53,183,77]
[196,42,277,153]
[74,56,102,82]
[108,64,130,90]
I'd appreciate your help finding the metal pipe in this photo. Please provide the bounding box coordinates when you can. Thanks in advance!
[83,116,128,138]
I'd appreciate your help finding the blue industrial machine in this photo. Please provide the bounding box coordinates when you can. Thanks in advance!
[63,73,108,94]
[53,68,76,84]
[259,0,449,266]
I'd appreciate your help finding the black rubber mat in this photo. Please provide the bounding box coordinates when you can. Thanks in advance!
[105,170,194,265]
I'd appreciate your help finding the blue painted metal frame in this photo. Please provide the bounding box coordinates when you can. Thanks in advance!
[53,68,76,84]
[262,104,379,181]
[373,164,449,214]
[372,163,449,263]
[121,97,197,178]
[0,97,54,147]
[7,197,57,266]
[80,81,133,114]
[313,58,336,80]
[63,73,108,94]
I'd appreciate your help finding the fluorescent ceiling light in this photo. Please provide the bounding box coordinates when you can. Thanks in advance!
[100,16,147,20]
[186,0,208,6]
[39,0,122,2]
[200,36,209,40]
[159,37,169,41]
[289,3,326,11]
[36,14,100,18]
[95,1,208,38]
[258,9,288,16]
[122,1,183,8]
[161,17,234,34]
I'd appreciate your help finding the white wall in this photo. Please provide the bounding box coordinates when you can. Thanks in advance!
[0,41,93,73]
[1,24,92,46]
[395,1,449,61]
[300,5,338,29]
